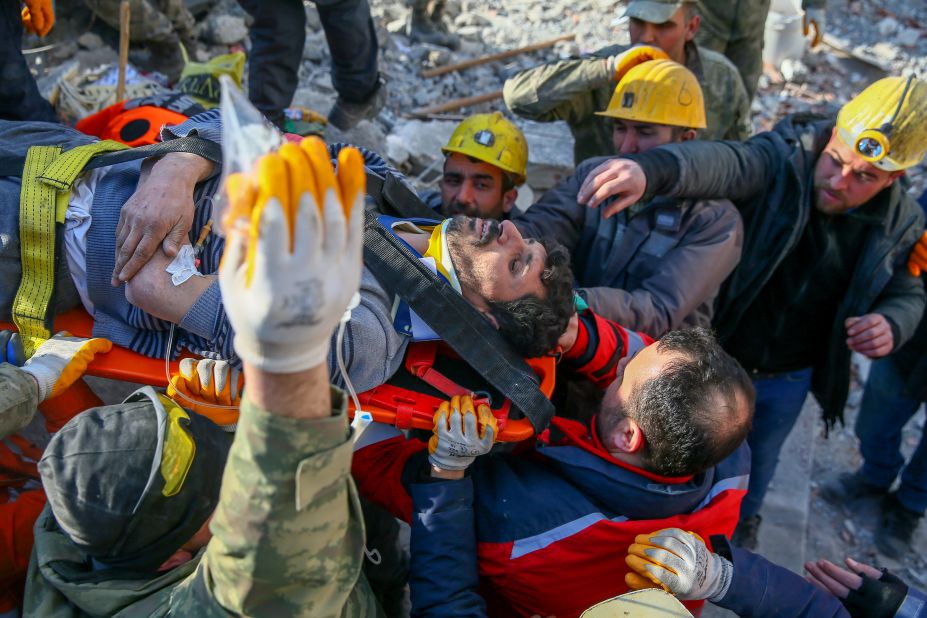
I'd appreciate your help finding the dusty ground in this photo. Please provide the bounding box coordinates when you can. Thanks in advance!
[808,357,927,588]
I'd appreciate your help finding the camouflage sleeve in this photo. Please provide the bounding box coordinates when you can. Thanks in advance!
[503,54,614,125]
[728,73,754,141]
[171,387,378,617]
[0,364,39,440]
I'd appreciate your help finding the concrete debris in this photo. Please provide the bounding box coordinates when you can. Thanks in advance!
[897,27,922,48]
[877,17,900,37]
[77,32,104,51]
[205,14,248,45]
[779,58,809,82]
[24,0,927,199]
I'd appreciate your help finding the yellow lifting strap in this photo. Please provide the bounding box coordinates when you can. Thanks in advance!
[13,140,129,357]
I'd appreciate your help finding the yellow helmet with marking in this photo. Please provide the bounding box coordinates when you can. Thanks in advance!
[836,75,927,172]
[442,112,528,185]
[596,59,707,130]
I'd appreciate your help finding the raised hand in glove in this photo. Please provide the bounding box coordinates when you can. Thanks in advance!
[20,332,112,401]
[803,8,826,48]
[22,0,55,37]
[625,528,733,602]
[167,358,243,423]
[606,45,670,83]
[908,231,927,277]
[428,395,497,472]
[219,137,365,373]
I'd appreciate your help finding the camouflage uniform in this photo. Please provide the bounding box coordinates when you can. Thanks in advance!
[0,364,38,440]
[697,0,828,101]
[504,41,753,164]
[22,387,381,617]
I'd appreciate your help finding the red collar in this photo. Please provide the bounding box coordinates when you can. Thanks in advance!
[549,416,695,484]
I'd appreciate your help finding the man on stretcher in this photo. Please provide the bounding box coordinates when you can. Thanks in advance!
[0,111,642,404]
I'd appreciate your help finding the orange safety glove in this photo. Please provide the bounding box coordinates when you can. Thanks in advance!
[428,395,497,471]
[606,45,671,83]
[908,231,927,277]
[167,358,243,418]
[625,528,732,602]
[20,332,111,401]
[21,0,55,37]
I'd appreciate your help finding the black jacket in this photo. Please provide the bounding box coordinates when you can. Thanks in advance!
[628,113,926,426]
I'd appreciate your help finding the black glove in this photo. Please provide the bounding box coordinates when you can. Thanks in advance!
[843,568,908,618]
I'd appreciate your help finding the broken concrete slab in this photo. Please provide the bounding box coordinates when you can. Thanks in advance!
[517,119,575,192]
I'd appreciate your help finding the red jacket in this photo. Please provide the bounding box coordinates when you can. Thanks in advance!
[353,312,746,617]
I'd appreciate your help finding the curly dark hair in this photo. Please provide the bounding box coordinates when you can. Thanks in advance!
[488,237,575,357]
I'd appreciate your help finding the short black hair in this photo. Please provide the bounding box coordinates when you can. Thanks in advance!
[489,237,574,357]
[600,328,754,476]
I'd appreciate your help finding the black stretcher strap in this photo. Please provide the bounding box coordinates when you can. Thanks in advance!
[0,135,222,178]
[362,212,555,432]
[365,170,440,220]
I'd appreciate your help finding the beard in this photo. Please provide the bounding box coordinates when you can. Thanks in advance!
[445,216,498,296]
[446,216,500,247]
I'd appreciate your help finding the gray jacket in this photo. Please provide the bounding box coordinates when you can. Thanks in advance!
[514,156,743,337]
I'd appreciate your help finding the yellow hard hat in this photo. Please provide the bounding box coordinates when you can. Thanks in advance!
[596,59,707,130]
[442,112,528,184]
[836,75,927,172]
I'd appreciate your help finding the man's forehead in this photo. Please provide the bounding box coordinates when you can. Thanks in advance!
[445,153,505,178]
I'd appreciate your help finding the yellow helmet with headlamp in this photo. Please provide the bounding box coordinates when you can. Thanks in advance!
[836,75,927,172]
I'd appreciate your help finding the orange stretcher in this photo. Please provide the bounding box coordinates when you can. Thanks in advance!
[2,309,555,442]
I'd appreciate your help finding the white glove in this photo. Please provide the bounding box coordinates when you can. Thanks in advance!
[803,8,826,47]
[21,332,112,401]
[428,395,497,471]
[625,528,733,602]
[219,138,365,373]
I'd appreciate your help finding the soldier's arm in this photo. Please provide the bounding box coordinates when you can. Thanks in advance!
[0,364,39,440]
[503,55,613,125]
[801,0,826,8]
[172,368,372,616]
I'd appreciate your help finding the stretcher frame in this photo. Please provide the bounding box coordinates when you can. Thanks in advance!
[2,309,556,442]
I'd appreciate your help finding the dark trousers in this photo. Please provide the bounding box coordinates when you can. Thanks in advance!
[857,357,927,514]
[238,0,379,127]
[740,367,814,518]
[0,1,57,122]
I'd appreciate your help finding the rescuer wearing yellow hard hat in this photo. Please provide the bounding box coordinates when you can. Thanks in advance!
[503,0,753,165]
[511,55,743,337]
[572,74,927,552]
[420,112,529,220]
